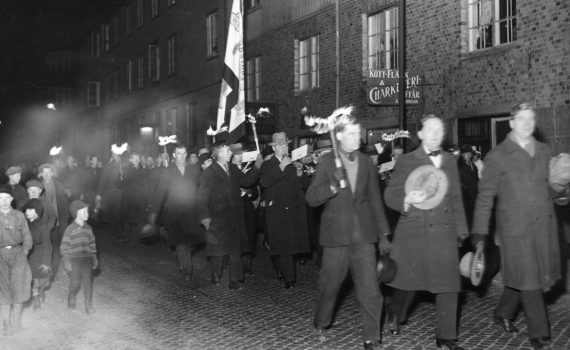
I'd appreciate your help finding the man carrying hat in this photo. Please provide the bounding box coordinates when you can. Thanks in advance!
[0,185,33,335]
[472,103,569,350]
[4,166,27,211]
[260,132,310,289]
[383,114,469,350]
[305,110,391,350]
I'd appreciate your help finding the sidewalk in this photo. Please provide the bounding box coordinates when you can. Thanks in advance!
[2,224,569,349]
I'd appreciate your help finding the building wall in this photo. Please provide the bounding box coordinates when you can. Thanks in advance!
[248,0,569,153]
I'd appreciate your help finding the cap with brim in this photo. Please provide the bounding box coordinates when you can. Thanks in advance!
[459,248,486,287]
[404,165,448,210]
[198,153,212,165]
[25,179,44,189]
[69,200,89,218]
[229,143,243,155]
[268,132,291,146]
[0,185,12,196]
[5,166,22,176]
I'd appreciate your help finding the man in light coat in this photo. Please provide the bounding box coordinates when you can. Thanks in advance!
[472,103,569,350]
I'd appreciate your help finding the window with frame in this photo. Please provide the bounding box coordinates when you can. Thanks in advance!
[296,35,320,91]
[87,81,100,107]
[91,31,101,58]
[148,44,160,82]
[246,57,261,102]
[102,24,110,52]
[245,0,261,10]
[125,3,133,36]
[167,35,177,76]
[468,0,517,52]
[136,0,144,28]
[126,60,133,93]
[112,16,120,45]
[151,0,159,18]
[137,54,145,88]
[206,11,218,58]
[367,7,398,70]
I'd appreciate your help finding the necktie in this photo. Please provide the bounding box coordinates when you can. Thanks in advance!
[347,152,355,161]
[428,150,441,157]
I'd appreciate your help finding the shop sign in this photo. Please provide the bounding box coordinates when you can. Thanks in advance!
[367,69,422,105]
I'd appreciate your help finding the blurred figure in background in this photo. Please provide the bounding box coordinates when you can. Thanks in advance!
[4,166,27,211]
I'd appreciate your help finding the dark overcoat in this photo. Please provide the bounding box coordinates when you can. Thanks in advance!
[27,218,52,279]
[384,147,468,293]
[152,163,203,245]
[259,156,310,255]
[198,162,259,257]
[118,165,146,224]
[305,151,391,247]
[472,136,563,292]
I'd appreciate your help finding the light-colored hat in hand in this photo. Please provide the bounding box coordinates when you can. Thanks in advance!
[404,165,448,210]
[268,132,291,146]
[459,248,485,286]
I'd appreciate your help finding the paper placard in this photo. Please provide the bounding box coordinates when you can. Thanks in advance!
[291,144,308,161]
[241,151,259,163]
[374,143,384,154]
[379,160,395,173]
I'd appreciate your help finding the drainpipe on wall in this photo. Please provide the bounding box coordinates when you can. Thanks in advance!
[398,0,406,150]
[335,0,340,108]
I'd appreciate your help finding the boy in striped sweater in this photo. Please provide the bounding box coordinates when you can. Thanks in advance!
[60,200,98,314]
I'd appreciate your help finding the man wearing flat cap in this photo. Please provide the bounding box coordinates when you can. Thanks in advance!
[260,132,310,289]
[0,185,33,335]
[4,166,27,211]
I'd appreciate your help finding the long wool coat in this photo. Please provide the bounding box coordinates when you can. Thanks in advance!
[384,147,468,293]
[152,163,203,245]
[305,151,391,247]
[198,162,260,257]
[472,136,563,292]
[259,156,310,256]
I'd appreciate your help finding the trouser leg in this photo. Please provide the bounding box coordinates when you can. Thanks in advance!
[51,227,63,277]
[520,289,550,341]
[68,259,82,308]
[210,256,225,279]
[228,253,244,282]
[280,254,295,283]
[349,243,382,342]
[314,246,350,329]
[176,245,193,275]
[495,286,520,320]
[388,288,416,323]
[435,292,458,340]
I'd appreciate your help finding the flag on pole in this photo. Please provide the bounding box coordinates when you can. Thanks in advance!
[216,0,245,143]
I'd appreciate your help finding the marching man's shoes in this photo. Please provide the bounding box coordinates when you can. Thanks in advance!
[436,338,464,350]
[493,316,519,333]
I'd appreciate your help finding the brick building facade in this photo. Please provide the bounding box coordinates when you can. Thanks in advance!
[70,0,569,159]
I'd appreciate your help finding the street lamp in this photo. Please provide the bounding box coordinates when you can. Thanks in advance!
[46,103,56,110]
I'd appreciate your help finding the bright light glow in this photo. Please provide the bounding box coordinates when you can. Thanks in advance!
[46,103,56,110]
[140,127,153,134]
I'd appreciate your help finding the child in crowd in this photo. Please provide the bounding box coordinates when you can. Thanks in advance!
[22,199,52,312]
[60,200,98,314]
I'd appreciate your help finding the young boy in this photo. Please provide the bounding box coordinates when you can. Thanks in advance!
[22,199,52,312]
[60,200,98,314]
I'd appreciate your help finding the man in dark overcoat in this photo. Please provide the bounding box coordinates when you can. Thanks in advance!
[384,114,468,350]
[118,152,146,244]
[38,163,69,280]
[260,132,310,289]
[305,110,391,350]
[150,144,202,278]
[96,151,123,226]
[472,103,569,350]
[198,143,261,289]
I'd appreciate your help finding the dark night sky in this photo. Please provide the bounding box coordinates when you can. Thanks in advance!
[0,0,121,163]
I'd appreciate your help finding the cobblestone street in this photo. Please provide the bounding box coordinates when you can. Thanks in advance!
[3,223,570,350]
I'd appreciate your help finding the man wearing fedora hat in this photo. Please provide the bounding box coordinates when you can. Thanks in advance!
[260,132,310,289]
[472,103,570,350]
[384,114,469,350]
[306,111,391,350]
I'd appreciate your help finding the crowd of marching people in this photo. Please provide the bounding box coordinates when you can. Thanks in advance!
[0,103,569,350]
